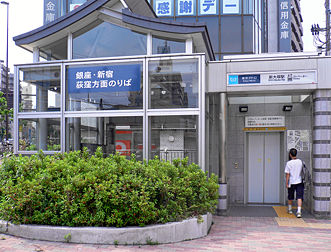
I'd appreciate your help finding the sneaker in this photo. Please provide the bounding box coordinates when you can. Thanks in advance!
[296,212,302,218]
[287,209,293,214]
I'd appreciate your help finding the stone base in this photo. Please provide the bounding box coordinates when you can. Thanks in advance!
[0,213,212,245]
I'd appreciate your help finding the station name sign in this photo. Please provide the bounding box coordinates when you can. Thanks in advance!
[67,64,141,94]
[228,70,317,86]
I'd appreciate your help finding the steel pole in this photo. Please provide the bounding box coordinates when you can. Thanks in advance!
[1,1,9,141]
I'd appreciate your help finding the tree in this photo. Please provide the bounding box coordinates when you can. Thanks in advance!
[0,91,12,141]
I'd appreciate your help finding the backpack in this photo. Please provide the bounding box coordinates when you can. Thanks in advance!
[300,161,312,185]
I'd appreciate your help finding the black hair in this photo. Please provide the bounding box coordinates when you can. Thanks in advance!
[289,148,297,160]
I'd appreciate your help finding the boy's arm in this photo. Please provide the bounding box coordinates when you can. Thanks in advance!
[286,173,290,188]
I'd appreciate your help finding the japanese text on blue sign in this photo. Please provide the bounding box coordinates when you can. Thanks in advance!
[199,0,217,15]
[177,0,195,16]
[67,64,141,94]
[44,0,58,24]
[228,74,261,85]
[155,0,173,16]
[278,0,291,52]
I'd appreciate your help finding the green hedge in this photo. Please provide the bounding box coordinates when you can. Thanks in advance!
[0,148,218,227]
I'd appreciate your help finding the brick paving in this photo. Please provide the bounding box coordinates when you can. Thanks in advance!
[1,215,331,252]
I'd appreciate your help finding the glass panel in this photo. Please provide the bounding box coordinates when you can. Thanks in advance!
[148,58,199,109]
[198,16,219,54]
[152,36,185,54]
[221,16,242,53]
[66,116,143,160]
[19,118,61,151]
[243,0,253,14]
[68,0,87,12]
[66,62,143,111]
[222,0,241,14]
[149,115,198,164]
[19,66,61,112]
[73,21,147,59]
[243,16,254,52]
[39,37,67,60]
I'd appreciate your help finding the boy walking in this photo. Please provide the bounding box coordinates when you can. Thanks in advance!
[285,148,304,218]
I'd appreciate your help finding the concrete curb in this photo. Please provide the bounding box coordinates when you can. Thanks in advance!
[0,213,212,245]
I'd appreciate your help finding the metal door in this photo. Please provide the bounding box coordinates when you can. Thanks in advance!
[248,132,281,204]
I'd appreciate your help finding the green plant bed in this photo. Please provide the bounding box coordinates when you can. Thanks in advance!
[0,147,218,228]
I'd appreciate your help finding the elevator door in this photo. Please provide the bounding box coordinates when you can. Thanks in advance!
[248,132,281,204]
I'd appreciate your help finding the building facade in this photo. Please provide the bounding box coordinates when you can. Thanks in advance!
[14,0,330,218]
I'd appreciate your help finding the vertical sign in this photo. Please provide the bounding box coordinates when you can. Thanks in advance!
[278,0,292,52]
[223,0,239,14]
[155,0,173,16]
[199,0,218,15]
[177,0,195,16]
[44,0,58,24]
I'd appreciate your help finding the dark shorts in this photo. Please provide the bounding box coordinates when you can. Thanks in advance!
[288,182,304,200]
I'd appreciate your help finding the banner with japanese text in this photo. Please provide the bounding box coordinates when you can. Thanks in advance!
[278,0,292,52]
[67,64,141,94]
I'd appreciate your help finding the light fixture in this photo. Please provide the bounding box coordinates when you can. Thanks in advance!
[239,105,248,113]
[283,105,293,111]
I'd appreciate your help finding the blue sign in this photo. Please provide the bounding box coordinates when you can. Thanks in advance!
[67,64,141,94]
[278,0,291,52]
[155,0,173,16]
[199,0,218,15]
[228,74,261,85]
[177,0,195,16]
[44,0,59,24]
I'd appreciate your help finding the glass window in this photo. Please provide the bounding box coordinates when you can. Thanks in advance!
[19,118,61,151]
[73,21,147,59]
[222,0,241,14]
[19,66,61,112]
[148,58,199,109]
[221,16,242,53]
[66,116,143,160]
[152,36,185,54]
[198,16,219,54]
[66,62,143,111]
[243,16,254,52]
[68,0,87,12]
[149,115,198,164]
[39,37,67,60]
[243,0,253,14]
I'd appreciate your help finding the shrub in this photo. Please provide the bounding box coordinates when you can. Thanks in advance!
[0,148,218,227]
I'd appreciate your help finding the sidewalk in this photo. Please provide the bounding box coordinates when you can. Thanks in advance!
[0,207,331,252]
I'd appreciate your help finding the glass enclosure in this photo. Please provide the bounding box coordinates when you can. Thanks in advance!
[149,115,198,164]
[15,55,204,167]
[66,116,143,160]
[152,36,186,54]
[19,118,60,151]
[148,58,199,109]
[73,21,147,59]
[19,66,61,112]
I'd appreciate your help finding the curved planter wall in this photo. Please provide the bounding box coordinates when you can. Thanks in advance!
[0,213,212,245]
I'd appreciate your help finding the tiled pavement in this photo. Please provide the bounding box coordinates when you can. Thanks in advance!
[0,207,331,252]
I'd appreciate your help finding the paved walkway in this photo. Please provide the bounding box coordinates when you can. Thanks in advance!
[0,207,331,252]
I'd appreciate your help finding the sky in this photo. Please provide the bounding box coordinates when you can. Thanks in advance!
[0,0,327,72]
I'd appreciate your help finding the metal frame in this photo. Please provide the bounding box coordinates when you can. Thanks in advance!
[14,54,205,170]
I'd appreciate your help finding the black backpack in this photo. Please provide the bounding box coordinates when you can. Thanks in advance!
[300,161,312,185]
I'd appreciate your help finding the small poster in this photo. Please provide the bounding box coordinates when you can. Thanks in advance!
[287,130,310,151]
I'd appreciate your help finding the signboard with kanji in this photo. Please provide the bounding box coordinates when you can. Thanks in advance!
[155,0,173,16]
[44,0,59,24]
[278,0,292,52]
[67,64,141,94]
[199,0,218,15]
[177,0,195,16]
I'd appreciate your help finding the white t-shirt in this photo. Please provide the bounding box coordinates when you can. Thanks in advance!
[284,159,303,185]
